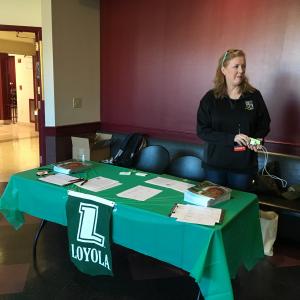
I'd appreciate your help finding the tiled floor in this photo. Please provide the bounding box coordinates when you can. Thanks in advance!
[0,124,39,182]
[0,125,300,299]
[0,214,299,300]
[0,123,38,141]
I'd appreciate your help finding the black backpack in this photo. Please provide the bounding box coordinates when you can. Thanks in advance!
[112,133,147,168]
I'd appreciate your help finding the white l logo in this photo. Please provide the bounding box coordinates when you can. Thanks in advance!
[77,202,105,247]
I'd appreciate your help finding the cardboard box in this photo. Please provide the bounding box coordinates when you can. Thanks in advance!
[71,133,112,161]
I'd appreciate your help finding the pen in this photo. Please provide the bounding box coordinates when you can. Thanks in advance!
[63,178,84,186]
[80,179,88,186]
[169,203,178,217]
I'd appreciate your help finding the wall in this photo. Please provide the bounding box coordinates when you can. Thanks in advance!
[0,0,41,124]
[40,0,101,164]
[43,0,100,127]
[13,54,34,123]
[100,0,300,155]
[1,0,100,127]
[0,0,41,27]
[1,0,101,163]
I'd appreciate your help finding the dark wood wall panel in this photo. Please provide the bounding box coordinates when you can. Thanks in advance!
[100,0,300,155]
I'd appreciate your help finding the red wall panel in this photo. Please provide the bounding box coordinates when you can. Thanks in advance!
[100,0,300,154]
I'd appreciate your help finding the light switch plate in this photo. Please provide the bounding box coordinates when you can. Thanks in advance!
[73,97,82,108]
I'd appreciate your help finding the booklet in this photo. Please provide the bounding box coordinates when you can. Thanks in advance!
[53,160,92,174]
[184,180,231,207]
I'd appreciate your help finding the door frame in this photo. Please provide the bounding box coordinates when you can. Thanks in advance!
[0,24,45,165]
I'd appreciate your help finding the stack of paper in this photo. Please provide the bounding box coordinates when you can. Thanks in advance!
[53,160,92,174]
[184,180,231,207]
[170,203,223,226]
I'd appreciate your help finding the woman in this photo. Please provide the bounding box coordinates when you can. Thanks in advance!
[197,49,271,191]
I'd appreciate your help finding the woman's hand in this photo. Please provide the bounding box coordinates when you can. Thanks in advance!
[234,134,249,146]
[247,139,263,152]
[247,144,261,152]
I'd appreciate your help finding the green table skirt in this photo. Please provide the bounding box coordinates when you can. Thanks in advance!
[0,162,264,300]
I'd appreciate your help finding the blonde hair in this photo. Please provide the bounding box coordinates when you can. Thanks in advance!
[213,49,255,99]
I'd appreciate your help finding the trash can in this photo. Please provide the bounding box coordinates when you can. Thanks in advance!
[71,133,112,162]
[260,210,279,256]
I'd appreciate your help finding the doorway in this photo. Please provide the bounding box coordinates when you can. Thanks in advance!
[0,25,44,165]
[0,53,36,125]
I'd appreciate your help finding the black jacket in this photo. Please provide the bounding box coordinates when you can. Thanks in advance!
[197,89,271,174]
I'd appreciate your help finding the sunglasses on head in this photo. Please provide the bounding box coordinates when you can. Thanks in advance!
[221,49,241,67]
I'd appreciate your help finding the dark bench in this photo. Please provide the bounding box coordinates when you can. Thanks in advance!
[110,133,300,243]
[110,133,205,160]
[257,152,300,243]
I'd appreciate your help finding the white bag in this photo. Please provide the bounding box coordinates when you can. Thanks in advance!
[260,210,279,256]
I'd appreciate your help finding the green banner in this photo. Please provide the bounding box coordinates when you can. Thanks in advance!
[66,191,115,276]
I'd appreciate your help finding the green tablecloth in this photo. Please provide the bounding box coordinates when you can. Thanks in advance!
[0,162,264,300]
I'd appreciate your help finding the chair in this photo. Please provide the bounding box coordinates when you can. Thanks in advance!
[167,155,205,181]
[134,145,170,174]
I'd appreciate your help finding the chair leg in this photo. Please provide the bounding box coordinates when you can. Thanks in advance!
[33,219,47,261]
